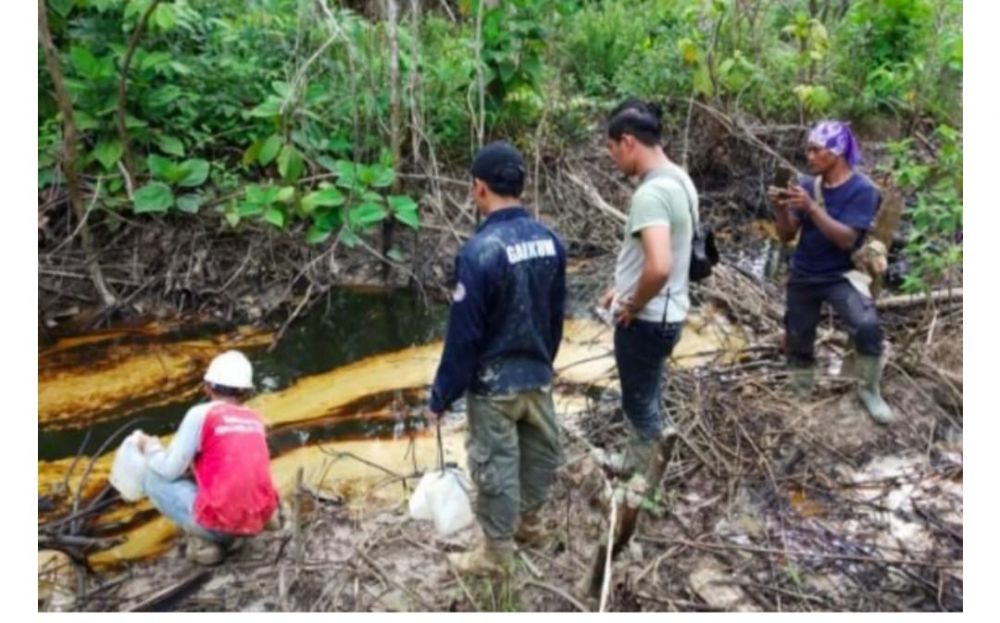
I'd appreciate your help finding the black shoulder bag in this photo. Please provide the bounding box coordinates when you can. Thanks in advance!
[666,168,719,281]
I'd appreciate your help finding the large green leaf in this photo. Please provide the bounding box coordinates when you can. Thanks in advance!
[316,155,340,173]
[169,61,192,76]
[301,187,345,213]
[139,50,171,71]
[75,111,99,132]
[387,195,418,213]
[50,0,75,18]
[271,81,291,98]
[152,2,176,31]
[335,160,359,188]
[175,194,203,214]
[177,159,210,187]
[157,135,185,157]
[327,137,352,155]
[147,154,180,182]
[349,202,387,227]
[277,145,304,183]
[133,182,174,213]
[276,186,296,203]
[371,165,396,188]
[394,210,420,229]
[259,134,281,166]
[249,96,282,118]
[92,140,123,170]
[147,85,183,108]
[357,165,376,187]
[69,46,100,80]
[306,224,332,245]
[692,65,713,97]
[388,195,420,229]
[238,201,264,217]
[264,207,285,229]
[245,184,280,206]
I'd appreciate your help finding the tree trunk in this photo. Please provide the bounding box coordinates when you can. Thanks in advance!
[117,0,162,185]
[382,0,402,281]
[38,0,116,307]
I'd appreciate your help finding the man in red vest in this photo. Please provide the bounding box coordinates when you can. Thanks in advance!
[138,350,279,565]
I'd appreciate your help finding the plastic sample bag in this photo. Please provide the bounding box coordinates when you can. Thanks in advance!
[409,467,475,537]
[109,430,156,501]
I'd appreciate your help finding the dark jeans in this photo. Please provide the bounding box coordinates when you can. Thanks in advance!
[614,319,684,441]
[785,275,884,367]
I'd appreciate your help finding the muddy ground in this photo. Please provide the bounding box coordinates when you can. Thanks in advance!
[41,264,963,612]
[60,370,961,612]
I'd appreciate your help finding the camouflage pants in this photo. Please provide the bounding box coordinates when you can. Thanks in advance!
[465,388,564,541]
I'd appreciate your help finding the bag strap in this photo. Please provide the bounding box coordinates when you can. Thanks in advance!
[811,176,825,211]
[648,165,697,326]
[436,420,445,473]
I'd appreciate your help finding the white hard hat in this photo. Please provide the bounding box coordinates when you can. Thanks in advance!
[203,350,254,389]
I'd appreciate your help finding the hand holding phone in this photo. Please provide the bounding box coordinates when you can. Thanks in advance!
[773,165,796,189]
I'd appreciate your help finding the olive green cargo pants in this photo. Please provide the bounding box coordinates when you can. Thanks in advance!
[465,388,564,541]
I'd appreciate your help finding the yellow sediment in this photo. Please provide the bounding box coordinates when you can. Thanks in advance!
[39,326,273,428]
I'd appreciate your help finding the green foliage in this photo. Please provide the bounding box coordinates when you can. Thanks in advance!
[226,158,420,245]
[39,0,960,262]
[833,0,962,122]
[559,0,688,99]
[887,125,963,293]
[40,0,421,246]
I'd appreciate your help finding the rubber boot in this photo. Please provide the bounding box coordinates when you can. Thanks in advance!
[857,354,894,425]
[789,365,816,399]
[448,538,515,577]
[185,535,224,566]
[840,338,858,379]
[514,510,548,548]
[624,430,656,476]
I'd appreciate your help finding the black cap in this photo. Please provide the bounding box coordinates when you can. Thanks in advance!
[470,141,525,196]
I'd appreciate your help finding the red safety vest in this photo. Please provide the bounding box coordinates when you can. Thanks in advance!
[193,403,278,534]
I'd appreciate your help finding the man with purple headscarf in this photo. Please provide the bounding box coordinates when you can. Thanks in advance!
[767,120,893,424]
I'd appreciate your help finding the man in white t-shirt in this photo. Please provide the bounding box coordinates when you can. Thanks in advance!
[599,99,697,476]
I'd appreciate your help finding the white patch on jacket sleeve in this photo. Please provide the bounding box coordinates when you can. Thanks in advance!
[453,282,467,302]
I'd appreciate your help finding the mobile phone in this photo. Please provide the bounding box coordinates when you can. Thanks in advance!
[773,165,796,189]
[592,305,614,327]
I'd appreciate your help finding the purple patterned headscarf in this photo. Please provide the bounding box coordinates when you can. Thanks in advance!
[808,120,862,167]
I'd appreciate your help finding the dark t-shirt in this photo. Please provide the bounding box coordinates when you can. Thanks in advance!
[791,172,881,278]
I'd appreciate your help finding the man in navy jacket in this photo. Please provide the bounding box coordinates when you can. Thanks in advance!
[428,141,567,576]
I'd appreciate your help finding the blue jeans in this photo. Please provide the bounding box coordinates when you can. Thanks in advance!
[143,471,233,544]
[785,275,884,367]
[614,319,684,441]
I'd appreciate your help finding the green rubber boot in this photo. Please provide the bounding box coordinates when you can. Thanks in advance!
[857,354,894,425]
[624,430,656,477]
[789,365,816,399]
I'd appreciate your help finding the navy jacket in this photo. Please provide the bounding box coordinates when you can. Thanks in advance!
[429,206,567,413]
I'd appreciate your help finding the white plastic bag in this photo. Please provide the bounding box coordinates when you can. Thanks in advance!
[109,430,152,502]
[407,470,436,521]
[408,468,474,537]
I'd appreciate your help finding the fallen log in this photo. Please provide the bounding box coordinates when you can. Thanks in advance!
[877,288,962,310]
[580,431,680,599]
